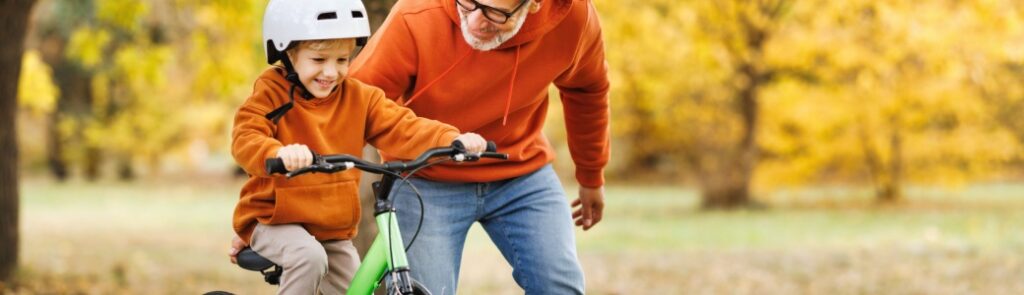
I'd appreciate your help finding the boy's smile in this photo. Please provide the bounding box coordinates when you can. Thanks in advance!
[289,40,355,98]
[314,77,335,90]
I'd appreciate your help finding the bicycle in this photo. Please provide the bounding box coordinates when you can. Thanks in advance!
[220,141,506,295]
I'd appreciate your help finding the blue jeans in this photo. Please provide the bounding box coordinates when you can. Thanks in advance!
[390,164,585,295]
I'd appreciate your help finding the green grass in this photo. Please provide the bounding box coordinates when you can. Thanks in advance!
[14,179,262,294]
[585,186,1024,252]
[7,179,1024,294]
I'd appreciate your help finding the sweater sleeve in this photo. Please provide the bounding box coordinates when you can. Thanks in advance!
[349,9,418,101]
[553,2,611,188]
[231,79,285,177]
[364,88,460,160]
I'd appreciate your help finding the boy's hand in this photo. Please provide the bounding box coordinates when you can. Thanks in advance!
[229,235,248,264]
[454,133,487,154]
[276,143,313,172]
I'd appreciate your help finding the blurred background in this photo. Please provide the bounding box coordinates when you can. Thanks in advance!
[2,0,1024,294]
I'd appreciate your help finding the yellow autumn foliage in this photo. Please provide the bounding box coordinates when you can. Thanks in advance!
[17,50,58,116]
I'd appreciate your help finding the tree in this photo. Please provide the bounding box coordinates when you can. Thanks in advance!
[690,0,791,208]
[32,0,96,180]
[600,0,1023,206]
[1,0,39,283]
[600,0,793,209]
[757,0,1022,202]
[30,0,267,180]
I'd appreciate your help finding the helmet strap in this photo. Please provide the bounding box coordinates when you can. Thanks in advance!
[264,49,312,124]
[264,84,299,125]
[277,51,314,100]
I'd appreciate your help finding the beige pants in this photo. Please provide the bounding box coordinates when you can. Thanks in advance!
[251,223,360,295]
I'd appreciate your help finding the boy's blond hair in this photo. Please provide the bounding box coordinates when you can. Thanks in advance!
[284,38,356,59]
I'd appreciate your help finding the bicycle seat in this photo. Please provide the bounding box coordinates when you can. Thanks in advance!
[237,248,276,271]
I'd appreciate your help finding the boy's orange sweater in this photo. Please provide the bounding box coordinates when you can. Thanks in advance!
[350,0,610,188]
[232,67,459,243]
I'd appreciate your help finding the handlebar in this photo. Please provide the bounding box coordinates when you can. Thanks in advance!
[266,141,508,178]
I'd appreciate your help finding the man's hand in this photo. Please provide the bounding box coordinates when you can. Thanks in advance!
[229,235,249,264]
[571,186,605,231]
[453,132,487,154]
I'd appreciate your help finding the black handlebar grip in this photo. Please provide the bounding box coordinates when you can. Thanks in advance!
[451,140,497,152]
[237,248,277,271]
[265,158,288,175]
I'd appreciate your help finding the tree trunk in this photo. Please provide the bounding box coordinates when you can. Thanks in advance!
[117,155,134,181]
[84,146,101,181]
[47,61,93,181]
[730,61,762,208]
[695,0,785,210]
[859,116,904,203]
[699,62,762,209]
[354,145,381,258]
[0,0,38,283]
[700,177,752,209]
[46,111,68,180]
[877,122,903,203]
[364,0,399,34]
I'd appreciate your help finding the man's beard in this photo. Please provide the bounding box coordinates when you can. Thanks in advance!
[458,6,529,51]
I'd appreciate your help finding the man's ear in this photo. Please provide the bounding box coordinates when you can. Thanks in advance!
[529,0,541,13]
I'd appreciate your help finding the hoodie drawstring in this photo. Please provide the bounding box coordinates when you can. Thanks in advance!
[404,49,475,106]
[403,45,521,127]
[503,45,521,126]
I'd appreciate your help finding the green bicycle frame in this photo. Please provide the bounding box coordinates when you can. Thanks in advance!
[347,210,409,294]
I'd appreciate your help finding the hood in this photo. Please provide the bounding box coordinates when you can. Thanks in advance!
[443,0,574,49]
[402,0,578,126]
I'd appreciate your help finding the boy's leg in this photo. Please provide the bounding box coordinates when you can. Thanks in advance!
[390,178,478,295]
[480,164,586,295]
[251,223,329,295]
[321,239,360,295]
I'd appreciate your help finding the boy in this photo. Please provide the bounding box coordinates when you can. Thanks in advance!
[230,0,487,294]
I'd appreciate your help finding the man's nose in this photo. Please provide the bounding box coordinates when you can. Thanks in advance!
[468,9,493,28]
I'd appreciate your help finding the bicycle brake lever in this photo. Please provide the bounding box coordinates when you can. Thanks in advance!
[311,150,326,166]
[285,166,312,178]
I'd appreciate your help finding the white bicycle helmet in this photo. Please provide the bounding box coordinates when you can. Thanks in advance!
[263,0,371,65]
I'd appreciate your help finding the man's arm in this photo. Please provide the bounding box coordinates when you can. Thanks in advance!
[554,2,610,230]
[349,9,418,100]
[363,89,461,159]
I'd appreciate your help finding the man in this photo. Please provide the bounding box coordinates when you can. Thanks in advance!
[348,0,609,293]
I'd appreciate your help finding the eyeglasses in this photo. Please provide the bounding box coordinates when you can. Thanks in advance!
[455,0,529,24]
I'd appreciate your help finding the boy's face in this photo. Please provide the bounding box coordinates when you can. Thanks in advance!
[289,40,355,98]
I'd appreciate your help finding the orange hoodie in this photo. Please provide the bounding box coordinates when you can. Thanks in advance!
[232,67,460,243]
[350,0,610,188]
